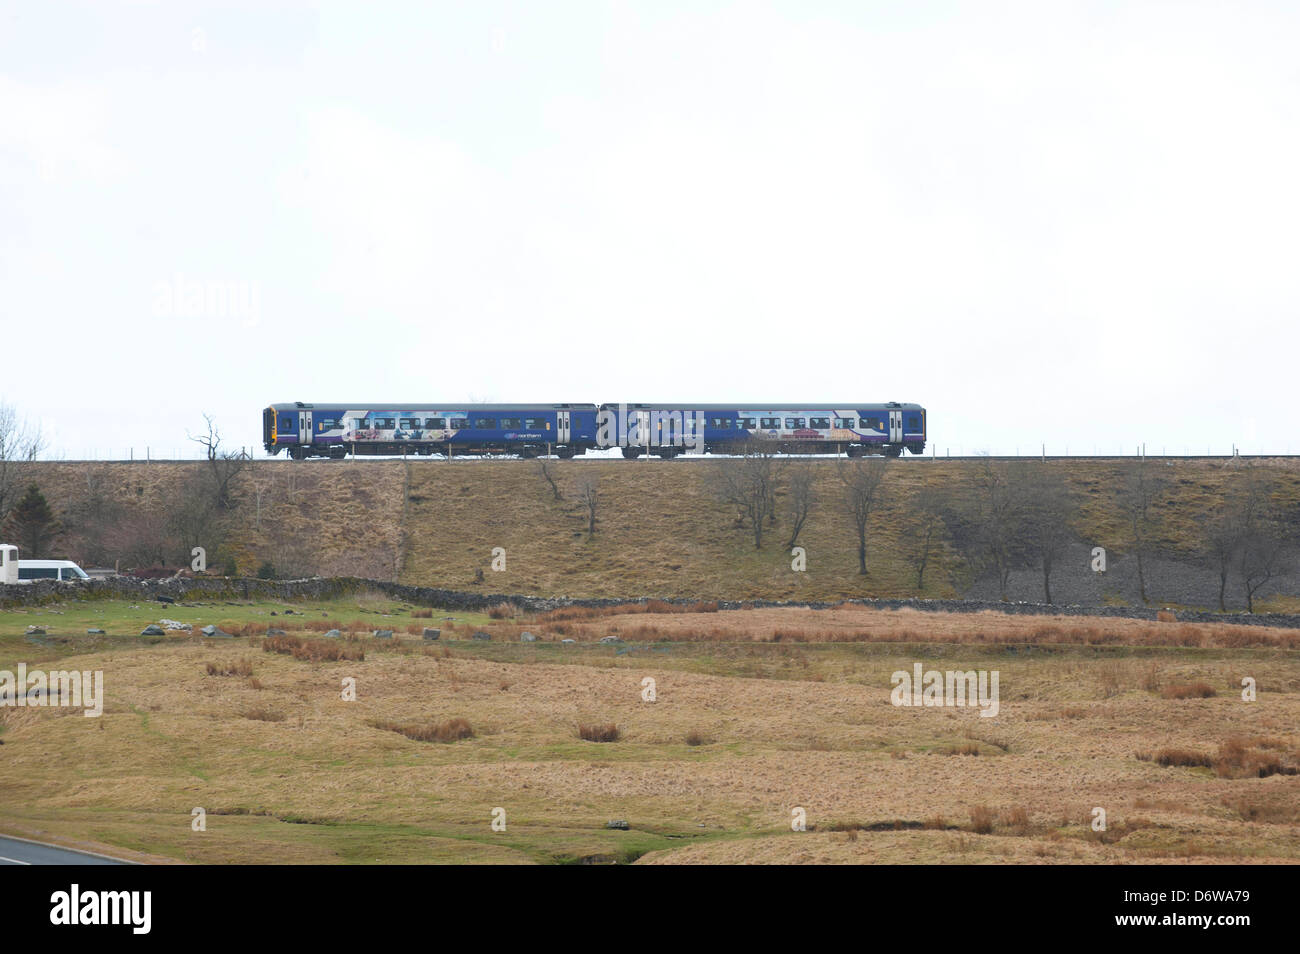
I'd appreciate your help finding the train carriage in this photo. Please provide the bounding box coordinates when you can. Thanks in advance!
[263,403,598,459]
[598,402,926,458]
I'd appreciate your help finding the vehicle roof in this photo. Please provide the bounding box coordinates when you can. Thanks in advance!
[268,403,598,412]
[17,560,84,567]
[598,403,925,411]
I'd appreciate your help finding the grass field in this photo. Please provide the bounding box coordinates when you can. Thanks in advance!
[2,595,1297,864]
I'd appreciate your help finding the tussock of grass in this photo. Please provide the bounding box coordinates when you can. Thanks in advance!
[206,658,253,677]
[1161,682,1216,699]
[371,717,475,743]
[968,805,995,834]
[242,707,285,722]
[263,634,364,662]
[578,722,620,743]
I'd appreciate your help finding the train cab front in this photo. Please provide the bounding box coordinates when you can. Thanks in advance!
[263,405,289,456]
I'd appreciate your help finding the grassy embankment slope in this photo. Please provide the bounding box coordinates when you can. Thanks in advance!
[12,457,1300,607]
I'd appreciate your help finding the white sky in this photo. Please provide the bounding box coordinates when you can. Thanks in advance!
[2,1,1297,458]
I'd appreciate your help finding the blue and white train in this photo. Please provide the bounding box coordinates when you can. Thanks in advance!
[262,401,927,460]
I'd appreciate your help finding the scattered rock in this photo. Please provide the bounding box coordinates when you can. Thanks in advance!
[25,626,46,636]
[86,628,105,635]
[373,629,393,639]
[561,638,576,644]
[267,627,287,636]
[200,625,232,638]
[156,595,175,604]
[159,619,192,631]
[324,629,342,638]
[606,820,630,830]
[423,628,441,640]
[599,635,624,644]
[140,625,165,636]
[472,631,491,640]
[520,631,537,642]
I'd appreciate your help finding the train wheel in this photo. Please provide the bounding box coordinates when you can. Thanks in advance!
[886,445,902,458]
[557,446,575,459]
[846,445,864,458]
[622,446,642,459]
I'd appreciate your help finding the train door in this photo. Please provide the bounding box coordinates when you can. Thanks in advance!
[299,410,313,447]
[888,409,903,444]
[557,410,571,444]
[635,409,651,448]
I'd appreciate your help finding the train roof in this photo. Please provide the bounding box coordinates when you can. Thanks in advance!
[598,402,925,411]
[268,403,598,412]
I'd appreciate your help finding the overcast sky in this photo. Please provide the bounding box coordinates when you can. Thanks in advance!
[2,1,1297,458]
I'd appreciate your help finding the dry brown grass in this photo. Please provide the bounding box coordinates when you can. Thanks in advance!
[205,658,253,677]
[519,605,1300,649]
[1160,682,1217,699]
[242,706,285,722]
[968,805,995,834]
[2,597,1298,865]
[577,722,621,743]
[262,634,364,662]
[371,717,475,743]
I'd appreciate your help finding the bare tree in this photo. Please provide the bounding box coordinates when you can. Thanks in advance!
[899,485,946,591]
[187,413,249,511]
[1016,462,1074,604]
[838,455,889,575]
[0,401,45,524]
[577,475,599,538]
[1117,458,1167,604]
[715,442,783,549]
[938,457,1031,601]
[1234,467,1287,613]
[783,461,816,551]
[537,458,563,501]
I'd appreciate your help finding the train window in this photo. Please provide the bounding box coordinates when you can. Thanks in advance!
[400,418,420,429]
[862,417,882,431]
[473,418,496,429]
[373,418,395,429]
[810,417,830,429]
[759,417,777,428]
[349,419,364,430]
[907,416,920,431]
[425,418,446,429]
[784,418,805,429]
[524,417,547,429]
[834,418,853,429]
[279,416,293,430]
[318,419,338,430]
[498,418,521,428]
[737,418,756,429]
[448,418,468,428]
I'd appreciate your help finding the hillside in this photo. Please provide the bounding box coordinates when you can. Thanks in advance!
[7,457,1300,610]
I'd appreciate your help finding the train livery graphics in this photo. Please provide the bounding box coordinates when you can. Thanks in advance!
[263,402,926,460]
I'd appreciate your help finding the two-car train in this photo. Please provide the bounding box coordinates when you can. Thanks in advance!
[262,402,927,460]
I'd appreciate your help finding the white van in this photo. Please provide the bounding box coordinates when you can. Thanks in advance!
[16,560,91,583]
